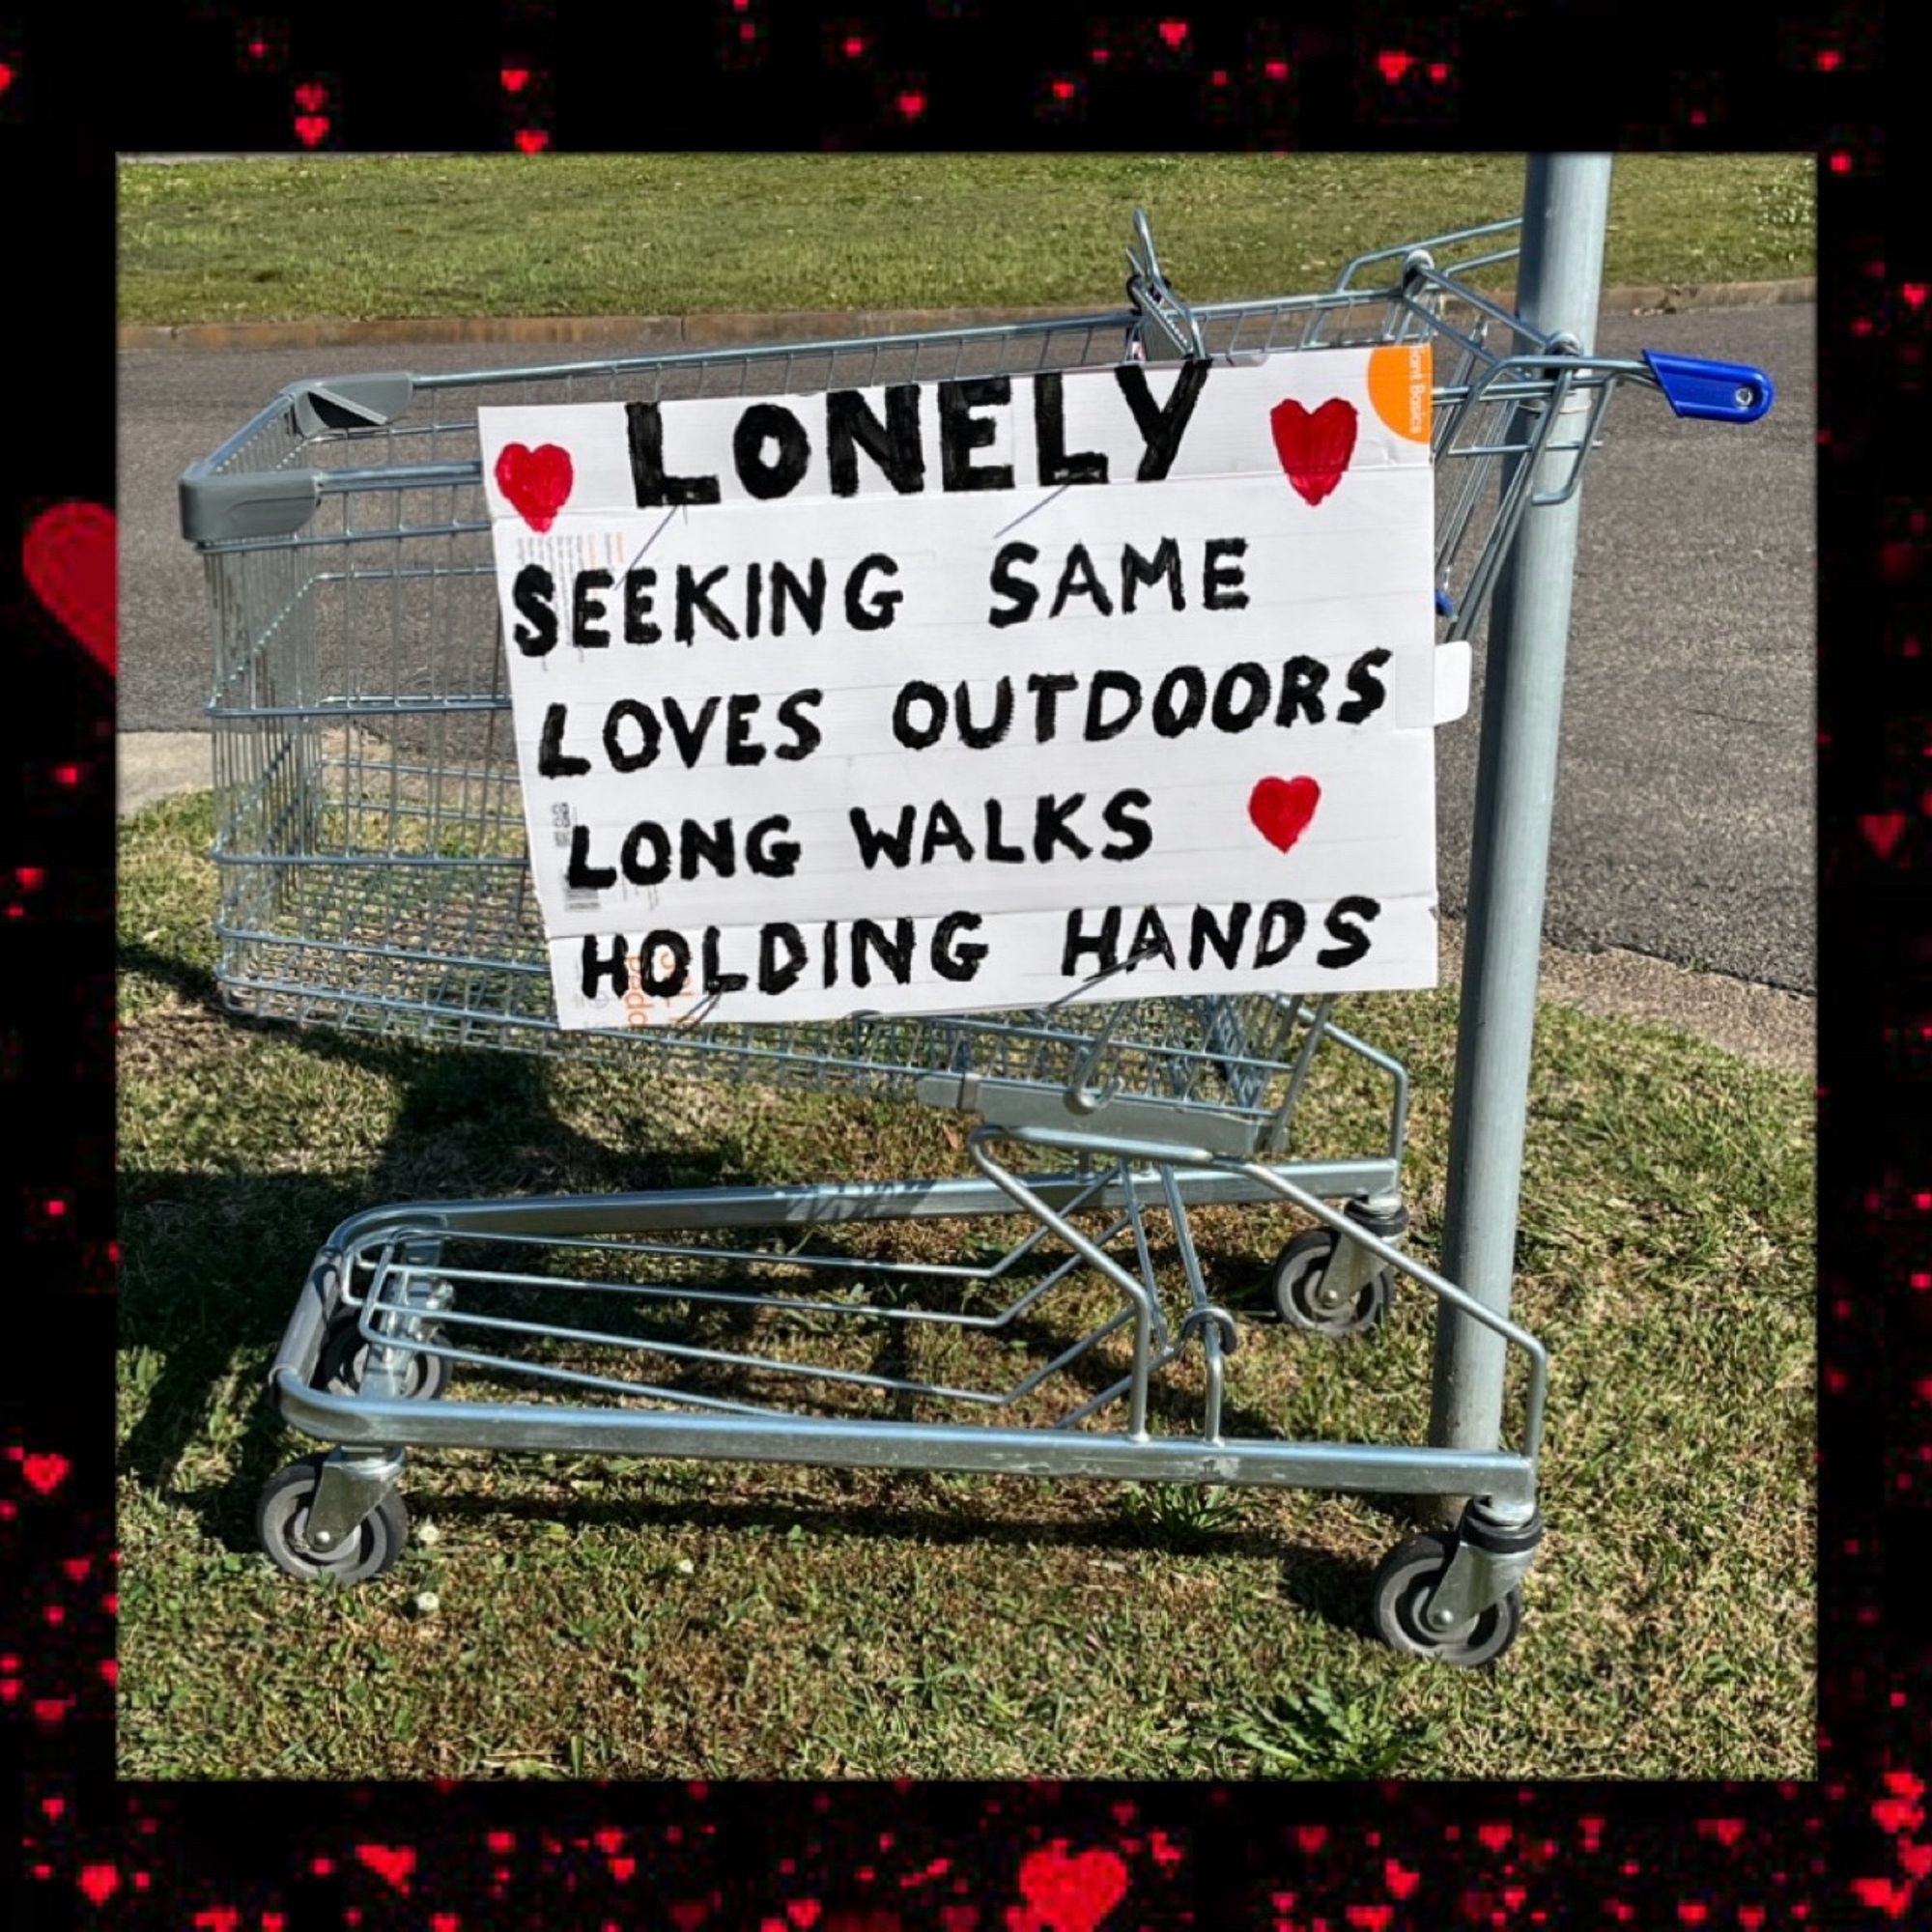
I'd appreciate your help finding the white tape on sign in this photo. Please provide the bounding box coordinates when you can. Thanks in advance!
[1435,639,1472,726]
[480,343,1446,1028]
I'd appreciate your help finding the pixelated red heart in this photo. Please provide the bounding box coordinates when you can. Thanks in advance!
[1248,775,1321,853]
[500,67,530,93]
[294,114,329,148]
[23,1452,71,1494]
[80,1865,120,1905]
[786,1904,820,1929]
[1851,1876,1914,1918]
[1737,1911,1766,1931]
[1294,1827,1327,1854]
[1873,1798,1922,1836]
[1017,1842,1126,1932]
[1385,1861,1420,1899]
[1901,1843,1932,1880]
[355,1844,415,1892]
[1861,812,1909,860]
[23,503,115,675]
[495,441,574,531]
[1477,1824,1514,1854]
[1270,396,1358,506]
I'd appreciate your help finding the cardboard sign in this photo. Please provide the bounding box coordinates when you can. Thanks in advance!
[480,344,1445,1029]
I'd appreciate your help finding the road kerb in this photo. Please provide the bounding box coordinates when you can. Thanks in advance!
[118,280,1816,355]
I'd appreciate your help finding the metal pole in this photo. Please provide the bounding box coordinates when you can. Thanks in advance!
[1428,155,1614,1520]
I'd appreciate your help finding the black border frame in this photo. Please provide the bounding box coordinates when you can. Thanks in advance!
[10,5,1909,1926]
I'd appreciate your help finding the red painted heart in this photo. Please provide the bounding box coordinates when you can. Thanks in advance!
[1270,395,1358,506]
[1248,776,1321,853]
[495,441,575,531]
[23,502,115,675]
[1016,1842,1127,1932]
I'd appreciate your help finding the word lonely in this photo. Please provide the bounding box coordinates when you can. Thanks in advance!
[481,343,1446,1028]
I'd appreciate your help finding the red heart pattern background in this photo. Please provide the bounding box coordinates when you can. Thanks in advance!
[23,500,116,675]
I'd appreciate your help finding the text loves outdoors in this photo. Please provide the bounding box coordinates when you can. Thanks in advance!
[481,342,1451,1029]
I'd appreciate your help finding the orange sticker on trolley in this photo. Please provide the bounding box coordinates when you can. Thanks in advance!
[1367,342,1433,443]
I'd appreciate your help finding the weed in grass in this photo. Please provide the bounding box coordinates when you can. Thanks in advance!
[1118,1482,1252,1545]
[1212,1676,1441,1778]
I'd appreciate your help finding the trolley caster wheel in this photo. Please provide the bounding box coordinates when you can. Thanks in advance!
[1369,1531,1522,1668]
[256,1457,410,1584]
[1270,1228,1392,1337]
[318,1319,451,1401]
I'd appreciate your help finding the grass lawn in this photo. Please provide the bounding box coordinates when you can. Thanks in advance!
[119,791,1814,1780]
[117,154,1815,325]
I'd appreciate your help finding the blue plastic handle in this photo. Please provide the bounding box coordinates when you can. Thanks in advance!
[1640,350,1776,424]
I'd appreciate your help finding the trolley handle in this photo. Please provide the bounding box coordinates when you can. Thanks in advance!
[1639,350,1776,425]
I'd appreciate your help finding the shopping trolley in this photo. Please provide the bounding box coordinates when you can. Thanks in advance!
[180,212,1774,1665]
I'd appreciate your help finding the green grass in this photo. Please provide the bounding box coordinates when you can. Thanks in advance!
[116,154,1815,325]
[118,792,1814,1779]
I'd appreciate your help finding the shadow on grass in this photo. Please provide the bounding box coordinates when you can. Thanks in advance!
[121,935,1408,1643]
[121,938,733,1529]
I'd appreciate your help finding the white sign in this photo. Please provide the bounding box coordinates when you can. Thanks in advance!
[480,343,1449,1029]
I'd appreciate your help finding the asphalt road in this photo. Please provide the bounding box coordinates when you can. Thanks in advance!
[119,302,1813,991]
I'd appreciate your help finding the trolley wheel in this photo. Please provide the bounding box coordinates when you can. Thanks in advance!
[1369,1531,1522,1668]
[1270,1228,1392,1337]
[256,1457,410,1584]
[318,1318,451,1401]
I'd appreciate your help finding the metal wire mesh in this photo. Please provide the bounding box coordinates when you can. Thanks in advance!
[191,224,1638,1104]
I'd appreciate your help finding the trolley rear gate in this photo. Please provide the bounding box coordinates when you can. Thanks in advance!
[181,213,1773,1665]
